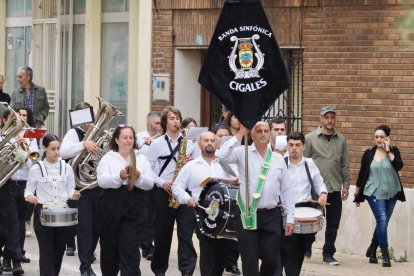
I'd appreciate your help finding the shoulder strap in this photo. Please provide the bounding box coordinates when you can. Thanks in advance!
[37,161,47,177]
[158,136,182,177]
[304,161,318,200]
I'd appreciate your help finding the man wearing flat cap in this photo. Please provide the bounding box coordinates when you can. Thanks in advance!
[303,106,350,266]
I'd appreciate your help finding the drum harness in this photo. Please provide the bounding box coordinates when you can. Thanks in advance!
[36,159,67,209]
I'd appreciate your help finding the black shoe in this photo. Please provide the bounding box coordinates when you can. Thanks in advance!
[155,273,165,276]
[81,271,89,276]
[381,246,391,267]
[146,247,154,261]
[3,257,12,272]
[225,265,241,275]
[89,268,97,276]
[305,248,312,259]
[66,247,75,256]
[20,255,31,263]
[323,255,339,266]
[366,241,378,264]
[12,261,24,275]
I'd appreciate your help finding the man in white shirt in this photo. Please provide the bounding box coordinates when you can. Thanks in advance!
[216,121,295,276]
[60,101,100,276]
[279,131,327,276]
[144,106,198,276]
[173,131,235,276]
[135,111,161,261]
[136,111,162,155]
[269,117,288,156]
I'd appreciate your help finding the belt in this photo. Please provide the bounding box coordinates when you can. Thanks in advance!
[257,207,276,213]
[8,180,27,186]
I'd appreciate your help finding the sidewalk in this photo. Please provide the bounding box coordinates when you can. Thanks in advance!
[18,231,414,275]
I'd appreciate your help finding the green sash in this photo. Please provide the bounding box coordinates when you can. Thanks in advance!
[237,148,272,230]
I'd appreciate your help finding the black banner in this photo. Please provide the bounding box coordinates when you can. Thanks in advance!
[198,0,291,129]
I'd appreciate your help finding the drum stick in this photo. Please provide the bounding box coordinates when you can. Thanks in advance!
[308,200,330,206]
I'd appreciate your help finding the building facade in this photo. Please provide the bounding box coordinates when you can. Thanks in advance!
[150,0,414,260]
[0,0,152,137]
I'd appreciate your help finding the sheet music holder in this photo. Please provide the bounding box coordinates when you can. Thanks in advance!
[69,107,94,128]
[187,127,209,143]
[23,129,47,139]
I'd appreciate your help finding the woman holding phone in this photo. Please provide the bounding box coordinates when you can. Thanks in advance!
[353,125,405,267]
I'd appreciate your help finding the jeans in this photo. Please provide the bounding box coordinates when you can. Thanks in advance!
[366,196,397,247]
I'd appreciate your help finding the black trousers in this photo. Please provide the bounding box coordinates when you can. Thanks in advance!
[99,186,147,276]
[33,205,75,276]
[139,188,155,252]
[194,228,226,276]
[323,191,342,257]
[236,208,282,276]
[0,185,8,258]
[222,239,239,269]
[5,180,27,262]
[280,232,316,276]
[77,187,102,272]
[151,188,197,275]
[66,199,79,250]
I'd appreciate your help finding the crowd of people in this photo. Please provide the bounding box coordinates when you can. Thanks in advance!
[0,67,405,276]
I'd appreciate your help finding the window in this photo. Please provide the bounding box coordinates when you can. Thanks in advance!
[102,0,129,13]
[101,23,129,126]
[6,0,32,17]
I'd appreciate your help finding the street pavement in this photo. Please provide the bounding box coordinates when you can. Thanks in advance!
[11,227,414,276]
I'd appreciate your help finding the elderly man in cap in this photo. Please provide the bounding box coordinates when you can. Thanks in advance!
[303,106,350,266]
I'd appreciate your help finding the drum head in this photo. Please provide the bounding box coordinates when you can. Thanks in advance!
[294,207,322,218]
[196,180,230,238]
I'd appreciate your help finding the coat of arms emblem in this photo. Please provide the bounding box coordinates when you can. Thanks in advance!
[228,34,264,79]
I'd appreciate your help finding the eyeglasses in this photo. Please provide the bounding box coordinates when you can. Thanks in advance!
[118,124,132,128]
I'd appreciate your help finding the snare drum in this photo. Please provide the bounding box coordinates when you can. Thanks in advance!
[196,179,239,240]
[293,207,324,234]
[40,208,78,227]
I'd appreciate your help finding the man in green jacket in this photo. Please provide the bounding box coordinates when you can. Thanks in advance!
[304,106,350,266]
[11,66,49,129]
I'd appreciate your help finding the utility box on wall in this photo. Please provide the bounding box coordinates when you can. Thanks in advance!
[152,74,170,101]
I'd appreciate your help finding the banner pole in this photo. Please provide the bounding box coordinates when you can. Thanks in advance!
[244,134,249,216]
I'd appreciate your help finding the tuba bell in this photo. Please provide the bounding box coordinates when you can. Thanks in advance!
[0,107,31,187]
[69,97,122,189]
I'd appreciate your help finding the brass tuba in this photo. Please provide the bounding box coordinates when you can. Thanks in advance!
[0,107,31,187]
[69,97,122,189]
[168,128,187,209]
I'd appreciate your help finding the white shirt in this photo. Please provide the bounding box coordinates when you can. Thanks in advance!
[12,138,39,181]
[60,128,85,160]
[216,136,295,224]
[136,130,151,155]
[24,159,76,204]
[287,156,328,204]
[144,133,200,188]
[97,150,154,190]
[172,157,232,204]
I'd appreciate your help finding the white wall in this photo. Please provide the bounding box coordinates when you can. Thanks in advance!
[314,186,414,261]
[174,50,202,125]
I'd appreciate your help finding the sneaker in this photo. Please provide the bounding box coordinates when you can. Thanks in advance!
[66,247,75,256]
[323,255,339,266]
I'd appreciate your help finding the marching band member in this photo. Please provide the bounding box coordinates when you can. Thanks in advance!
[144,106,198,276]
[216,121,295,276]
[60,102,101,276]
[172,131,235,276]
[136,111,162,260]
[2,107,38,275]
[25,134,81,276]
[97,125,154,276]
[279,132,327,276]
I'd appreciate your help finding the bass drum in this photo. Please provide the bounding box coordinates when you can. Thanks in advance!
[196,179,239,240]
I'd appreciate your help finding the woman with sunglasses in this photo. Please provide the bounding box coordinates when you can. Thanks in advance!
[97,124,154,275]
[25,134,81,276]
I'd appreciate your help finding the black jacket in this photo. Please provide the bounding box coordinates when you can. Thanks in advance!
[353,146,405,203]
